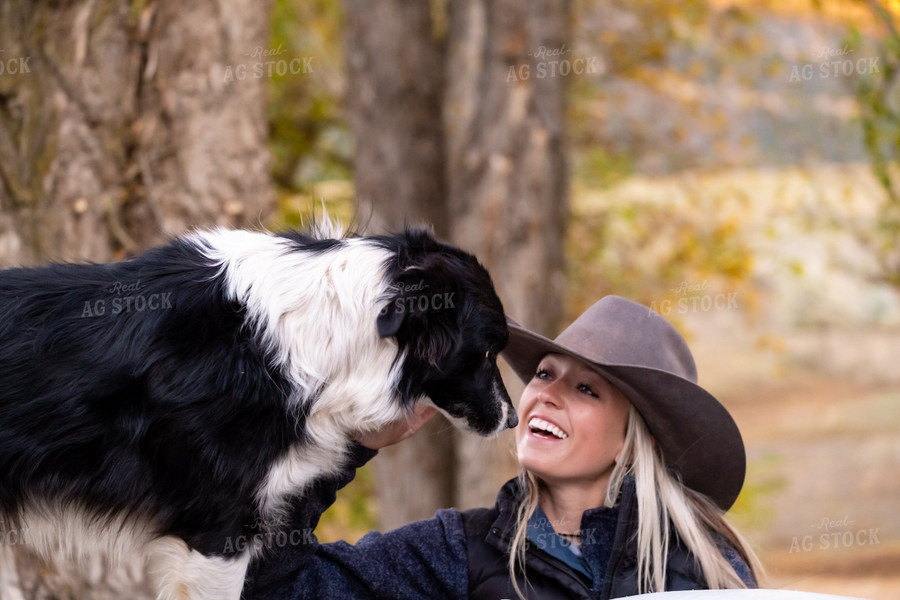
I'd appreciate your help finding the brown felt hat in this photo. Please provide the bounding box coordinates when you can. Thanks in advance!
[502,295,746,512]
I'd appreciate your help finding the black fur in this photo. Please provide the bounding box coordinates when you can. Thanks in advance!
[371,229,515,435]
[0,240,297,556]
[0,226,514,575]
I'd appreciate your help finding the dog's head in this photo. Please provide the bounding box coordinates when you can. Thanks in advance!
[375,229,517,436]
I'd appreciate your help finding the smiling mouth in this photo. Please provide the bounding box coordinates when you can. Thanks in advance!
[528,417,568,440]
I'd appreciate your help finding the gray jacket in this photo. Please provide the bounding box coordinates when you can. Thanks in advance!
[243,445,755,600]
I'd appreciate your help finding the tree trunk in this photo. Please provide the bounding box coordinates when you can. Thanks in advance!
[0,0,273,269]
[342,0,458,530]
[343,0,570,527]
[444,0,571,510]
[0,0,273,596]
[343,0,449,235]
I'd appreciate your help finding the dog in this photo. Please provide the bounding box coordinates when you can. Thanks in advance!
[0,221,516,599]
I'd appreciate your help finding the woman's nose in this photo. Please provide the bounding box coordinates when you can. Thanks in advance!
[535,381,565,408]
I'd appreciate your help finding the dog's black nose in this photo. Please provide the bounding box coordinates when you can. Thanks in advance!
[506,411,518,429]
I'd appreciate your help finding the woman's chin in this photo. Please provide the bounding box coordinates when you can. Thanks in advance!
[517,444,565,479]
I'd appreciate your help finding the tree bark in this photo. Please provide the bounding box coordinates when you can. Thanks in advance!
[0,0,273,269]
[0,0,273,596]
[342,0,457,530]
[444,0,571,510]
[343,0,570,527]
[343,0,449,235]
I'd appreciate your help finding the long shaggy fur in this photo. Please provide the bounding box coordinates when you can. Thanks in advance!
[0,225,514,599]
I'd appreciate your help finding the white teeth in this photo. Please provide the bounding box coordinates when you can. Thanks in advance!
[528,417,568,439]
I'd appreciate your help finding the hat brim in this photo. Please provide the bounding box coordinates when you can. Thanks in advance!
[502,319,746,512]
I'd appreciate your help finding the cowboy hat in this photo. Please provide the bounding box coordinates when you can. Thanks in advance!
[501,295,746,512]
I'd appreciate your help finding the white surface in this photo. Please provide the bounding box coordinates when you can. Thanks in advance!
[619,590,872,600]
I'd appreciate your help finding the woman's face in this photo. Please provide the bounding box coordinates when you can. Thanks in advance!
[515,353,631,489]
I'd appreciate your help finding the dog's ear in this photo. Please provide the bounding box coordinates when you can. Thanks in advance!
[376,269,440,339]
[377,300,405,338]
[375,261,459,344]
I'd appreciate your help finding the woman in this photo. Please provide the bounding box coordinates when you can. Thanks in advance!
[243,295,762,599]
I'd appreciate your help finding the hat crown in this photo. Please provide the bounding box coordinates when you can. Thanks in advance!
[555,296,697,382]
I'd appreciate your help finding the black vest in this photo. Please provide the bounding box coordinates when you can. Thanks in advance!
[462,477,707,600]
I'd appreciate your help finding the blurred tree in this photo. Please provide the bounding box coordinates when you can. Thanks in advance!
[268,0,351,191]
[342,0,454,527]
[342,0,570,528]
[0,0,273,596]
[443,0,570,510]
[0,0,273,269]
[857,0,900,284]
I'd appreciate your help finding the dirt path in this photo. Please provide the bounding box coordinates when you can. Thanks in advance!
[696,343,900,599]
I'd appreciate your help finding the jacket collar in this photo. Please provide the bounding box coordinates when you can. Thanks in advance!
[484,475,638,595]
[487,476,637,541]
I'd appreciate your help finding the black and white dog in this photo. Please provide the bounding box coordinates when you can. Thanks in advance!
[0,222,516,599]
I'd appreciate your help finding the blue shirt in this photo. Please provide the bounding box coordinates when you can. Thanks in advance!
[526,504,591,578]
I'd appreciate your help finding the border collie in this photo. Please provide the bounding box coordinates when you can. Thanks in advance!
[0,222,516,599]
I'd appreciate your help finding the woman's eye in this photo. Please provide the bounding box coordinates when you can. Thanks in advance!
[578,383,597,397]
[534,368,550,380]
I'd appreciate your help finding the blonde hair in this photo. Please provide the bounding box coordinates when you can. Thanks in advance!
[508,404,763,599]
